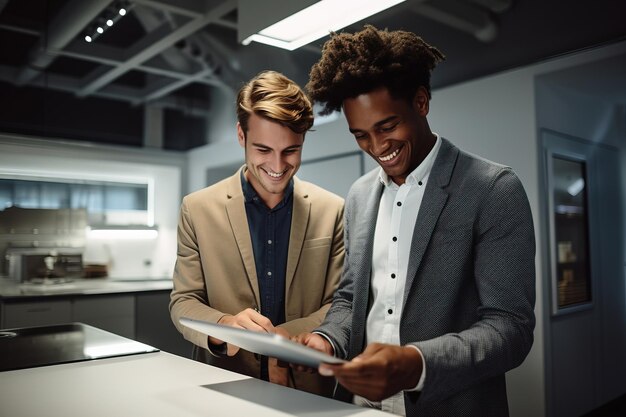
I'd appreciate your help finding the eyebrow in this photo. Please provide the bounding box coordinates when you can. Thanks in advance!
[251,143,302,151]
[349,116,399,133]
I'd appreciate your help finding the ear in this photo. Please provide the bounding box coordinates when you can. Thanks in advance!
[236,122,246,148]
[413,86,430,116]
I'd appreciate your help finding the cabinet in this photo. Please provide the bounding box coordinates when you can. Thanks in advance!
[74,295,135,339]
[3,299,72,328]
[0,290,191,359]
[135,292,191,358]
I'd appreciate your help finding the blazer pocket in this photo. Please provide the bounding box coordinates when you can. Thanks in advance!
[302,236,331,249]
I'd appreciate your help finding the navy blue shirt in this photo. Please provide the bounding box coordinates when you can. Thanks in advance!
[241,170,293,379]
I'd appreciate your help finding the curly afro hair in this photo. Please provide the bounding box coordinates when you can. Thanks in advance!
[306,25,445,115]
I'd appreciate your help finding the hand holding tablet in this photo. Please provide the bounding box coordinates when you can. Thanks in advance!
[179,317,345,368]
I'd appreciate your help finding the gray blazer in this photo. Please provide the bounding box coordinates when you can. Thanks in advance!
[318,138,536,417]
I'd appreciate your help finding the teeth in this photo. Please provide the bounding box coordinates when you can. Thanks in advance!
[265,169,285,178]
[379,149,399,162]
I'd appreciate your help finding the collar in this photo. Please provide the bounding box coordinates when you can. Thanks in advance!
[377,133,442,188]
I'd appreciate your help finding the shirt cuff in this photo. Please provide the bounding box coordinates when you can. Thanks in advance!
[312,331,337,357]
[404,344,426,391]
[206,337,228,357]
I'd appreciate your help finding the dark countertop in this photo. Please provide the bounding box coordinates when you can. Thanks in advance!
[0,322,159,372]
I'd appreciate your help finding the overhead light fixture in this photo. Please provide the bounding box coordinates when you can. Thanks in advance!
[83,0,131,43]
[239,0,406,51]
[87,225,158,240]
[567,178,585,196]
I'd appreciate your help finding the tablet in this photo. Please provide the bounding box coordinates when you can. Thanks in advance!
[179,317,345,368]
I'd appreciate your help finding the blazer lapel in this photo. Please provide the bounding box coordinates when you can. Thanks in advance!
[403,138,458,305]
[285,177,310,295]
[225,167,261,308]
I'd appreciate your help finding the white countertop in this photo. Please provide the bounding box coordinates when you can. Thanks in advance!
[0,350,393,417]
[0,277,172,299]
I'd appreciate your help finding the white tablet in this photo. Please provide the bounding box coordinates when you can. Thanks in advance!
[179,317,345,368]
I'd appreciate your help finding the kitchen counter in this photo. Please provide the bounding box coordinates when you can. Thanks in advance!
[0,276,172,299]
[0,336,391,417]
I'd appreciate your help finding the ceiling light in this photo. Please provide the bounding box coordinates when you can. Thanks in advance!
[240,0,406,51]
[567,178,585,196]
[88,228,159,240]
[84,1,130,45]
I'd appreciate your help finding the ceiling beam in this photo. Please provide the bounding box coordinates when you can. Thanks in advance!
[134,67,217,105]
[132,0,205,18]
[51,42,224,89]
[76,0,237,98]
[0,64,209,117]
[0,23,40,37]
[0,0,10,16]
[15,0,113,85]
[412,0,498,43]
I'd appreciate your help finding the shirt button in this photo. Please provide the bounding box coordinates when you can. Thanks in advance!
[391,273,396,279]
[267,240,272,244]
[418,181,423,186]
[392,236,397,242]
[387,309,393,315]
[396,201,402,207]
[267,271,272,276]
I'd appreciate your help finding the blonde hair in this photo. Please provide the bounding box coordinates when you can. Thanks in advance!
[237,70,314,135]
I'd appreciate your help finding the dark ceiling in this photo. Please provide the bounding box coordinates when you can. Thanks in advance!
[0,0,625,151]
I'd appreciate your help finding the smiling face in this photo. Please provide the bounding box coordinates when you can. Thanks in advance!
[343,86,436,185]
[238,113,304,208]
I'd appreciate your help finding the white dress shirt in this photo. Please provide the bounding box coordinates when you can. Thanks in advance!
[361,134,441,416]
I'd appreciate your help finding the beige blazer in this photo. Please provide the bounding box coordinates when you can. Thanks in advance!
[170,167,344,396]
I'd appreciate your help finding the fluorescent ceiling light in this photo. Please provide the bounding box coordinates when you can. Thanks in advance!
[242,0,406,51]
[88,228,158,240]
[567,178,585,196]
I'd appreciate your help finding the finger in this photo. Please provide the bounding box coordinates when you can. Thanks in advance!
[245,310,275,332]
[226,343,240,357]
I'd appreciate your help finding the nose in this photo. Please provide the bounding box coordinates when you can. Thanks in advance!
[269,152,286,173]
[370,133,390,156]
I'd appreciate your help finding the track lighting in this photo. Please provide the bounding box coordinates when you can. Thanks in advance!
[83,0,131,43]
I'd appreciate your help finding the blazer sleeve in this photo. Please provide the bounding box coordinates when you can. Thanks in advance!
[412,168,536,404]
[278,200,345,336]
[313,196,356,359]
[169,197,227,351]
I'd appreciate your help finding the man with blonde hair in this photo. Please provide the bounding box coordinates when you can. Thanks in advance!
[170,70,344,396]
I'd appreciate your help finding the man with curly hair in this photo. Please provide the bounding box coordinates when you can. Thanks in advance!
[170,70,344,396]
[294,26,535,416]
